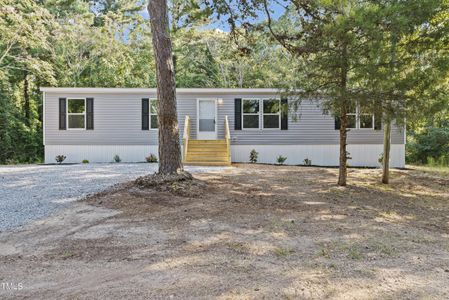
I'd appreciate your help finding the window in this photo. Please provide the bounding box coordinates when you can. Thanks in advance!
[335,102,377,130]
[347,101,357,129]
[67,99,85,129]
[150,99,158,129]
[242,99,259,129]
[263,99,281,129]
[358,105,374,129]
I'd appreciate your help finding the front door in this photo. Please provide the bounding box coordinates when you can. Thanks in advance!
[197,99,217,140]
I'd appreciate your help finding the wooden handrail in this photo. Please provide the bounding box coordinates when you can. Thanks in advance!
[182,116,190,161]
[224,116,231,163]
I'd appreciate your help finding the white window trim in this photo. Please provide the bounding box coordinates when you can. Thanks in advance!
[338,103,376,130]
[242,98,261,130]
[67,98,86,130]
[149,98,158,130]
[242,98,282,130]
[262,98,281,130]
[358,112,375,130]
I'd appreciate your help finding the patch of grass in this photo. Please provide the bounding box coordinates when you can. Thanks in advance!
[316,247,331,259]
[274,247,294,257]
[409,164,449,176]
[61,250,75,259]
[346,244,364,260]
[227,242,246,253]
[373,243,397,257]
[269,219,297,231]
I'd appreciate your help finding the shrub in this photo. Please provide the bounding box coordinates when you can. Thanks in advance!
[55,155,66,164]
[276,155,287,165]
[145,154,158,163]
[407,126,449,165]
[82,159,89,164]
[378,152,384,165]
[113,154,121,163]
[303,158,312,166]
[249,149,258,163]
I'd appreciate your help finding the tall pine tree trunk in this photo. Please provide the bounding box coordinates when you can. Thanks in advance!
[148,0,183,175]
[382,120,391,184]
[338,108,348,186]
[23,71,30,126]
[338,42,349,186]
[381,32,397,184]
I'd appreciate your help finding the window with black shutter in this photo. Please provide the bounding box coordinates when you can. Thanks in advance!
[59,98,66,130]
[142,98,149,130]
[86,98,94,130]
[281,98,288,130]
[234,98,242,130]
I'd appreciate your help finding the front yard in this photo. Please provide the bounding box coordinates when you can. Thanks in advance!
[1,164,448,299]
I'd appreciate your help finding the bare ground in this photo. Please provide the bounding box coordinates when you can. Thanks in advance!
[1,164,449,299]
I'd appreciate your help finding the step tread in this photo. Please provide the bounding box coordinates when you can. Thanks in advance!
[188,148,228,151]
[184,162,231,166]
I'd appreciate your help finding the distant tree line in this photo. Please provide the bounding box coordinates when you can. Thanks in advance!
[1,0,448,179]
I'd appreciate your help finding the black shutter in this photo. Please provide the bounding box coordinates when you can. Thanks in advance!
[234,98,242,130]
[335,116,341,130]
[281,98,288,130]
[59,98,66,130]
[374,112,382,130]
[142,98,149,130]
[86,98,94,130]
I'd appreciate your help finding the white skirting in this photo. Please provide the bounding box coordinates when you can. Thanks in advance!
[45,145,159,164]
[230,144,405,168]
[45,144,405,168]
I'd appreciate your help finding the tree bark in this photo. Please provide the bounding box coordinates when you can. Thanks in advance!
[148,0,183,175]
[23,71,30,126]
[382,120,391,184]
[338,108,348,186]
[337,42,349,187]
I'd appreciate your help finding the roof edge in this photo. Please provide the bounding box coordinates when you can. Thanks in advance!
[39,87,281,94]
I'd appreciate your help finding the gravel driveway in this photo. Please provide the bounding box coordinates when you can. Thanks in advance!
[0,163,227,232]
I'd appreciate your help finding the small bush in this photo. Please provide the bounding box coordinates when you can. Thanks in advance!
[82,159,89,164]
[378,152,384,164]
[55,155,66,164]
[276,155,287,165]
[249,149,258,163]
[113,154,121,163]
[145,154,158,163]
[303,158,312,166]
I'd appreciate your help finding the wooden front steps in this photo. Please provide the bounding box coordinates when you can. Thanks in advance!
[184,139,231,166]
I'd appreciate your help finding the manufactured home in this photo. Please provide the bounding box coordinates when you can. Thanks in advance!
[40,88,405,167]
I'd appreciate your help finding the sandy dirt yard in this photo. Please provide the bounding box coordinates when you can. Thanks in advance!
[1,164,448,299]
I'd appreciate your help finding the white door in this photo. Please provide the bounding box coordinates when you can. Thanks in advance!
[197,99,217,140]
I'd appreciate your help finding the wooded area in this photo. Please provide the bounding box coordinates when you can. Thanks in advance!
[1,0,448,176]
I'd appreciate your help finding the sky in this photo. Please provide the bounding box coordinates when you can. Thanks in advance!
[139,1,287,32]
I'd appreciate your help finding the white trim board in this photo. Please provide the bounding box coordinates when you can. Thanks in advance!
[40,87,281,94]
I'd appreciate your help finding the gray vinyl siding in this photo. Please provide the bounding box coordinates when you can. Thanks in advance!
[44,91,404,146]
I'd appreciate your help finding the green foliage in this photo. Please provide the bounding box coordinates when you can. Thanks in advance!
[303,158,312,166]
[55,155,66,164]
[113,154,121,163]
[1,0,447,166]
[407,125,449,165]
[0,0,295,164]
[276,155,287,165]
[145,154,158,163]
[249,149,258,163]
[82,159,89,164]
